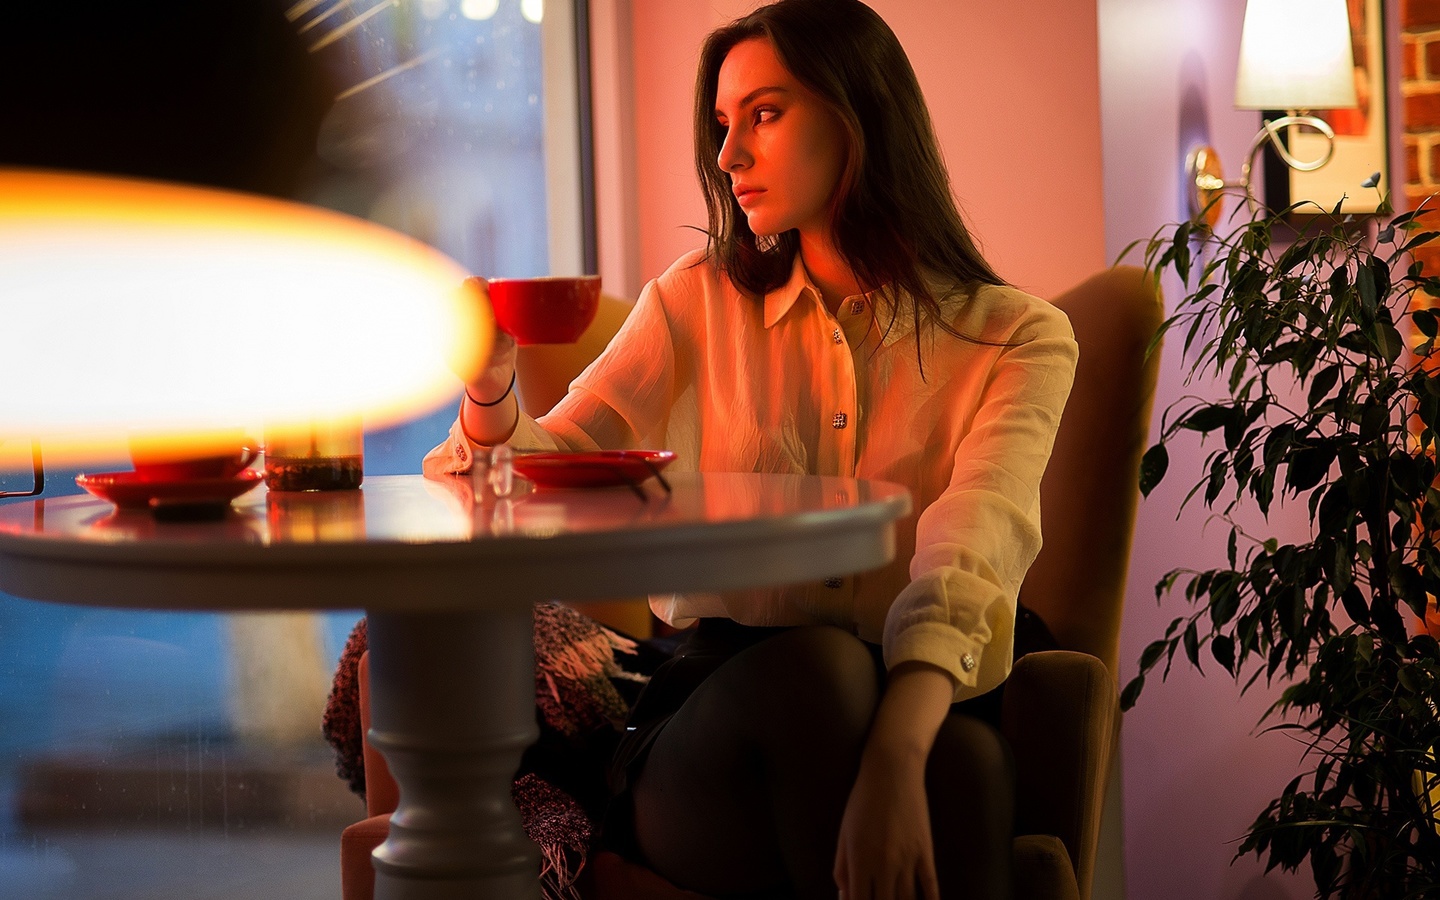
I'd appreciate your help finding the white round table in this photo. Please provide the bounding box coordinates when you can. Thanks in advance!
[0,472,910,899]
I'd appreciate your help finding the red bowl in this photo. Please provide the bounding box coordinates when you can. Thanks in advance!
[487,275,601,345]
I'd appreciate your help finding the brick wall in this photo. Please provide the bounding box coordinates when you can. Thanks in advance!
[1403,0,1440,275]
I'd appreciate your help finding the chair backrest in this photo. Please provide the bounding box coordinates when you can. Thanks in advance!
[515,293,654,637]
[1018,266,1164,678]
[515,294,634,416]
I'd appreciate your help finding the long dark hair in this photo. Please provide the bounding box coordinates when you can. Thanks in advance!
[694,0,1006,352]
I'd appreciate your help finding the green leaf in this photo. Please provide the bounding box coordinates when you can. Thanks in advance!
[1328,265,1349,308]
[1373,320,1404,365]
[1140,638,1169,671]
[1307,365,1341,408]
[1285,446,1335,494]
[1205,454,1227,506]
[1414,307,1438,338]
[1211,634,1236,674]
[1403,230,1440,253]
[1368,256,1391,305]
[1139,444,1169,496]
[1181,404,1233,433]
[1358,262,1377,316]
[1210,573,1241,627]
[1120,675,1145,711]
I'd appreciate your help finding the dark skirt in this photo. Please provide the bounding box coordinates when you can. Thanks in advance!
[600,605,1059,860]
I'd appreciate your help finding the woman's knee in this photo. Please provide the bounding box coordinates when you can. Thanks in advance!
[720,625,880,737]
[927,714,1014,818]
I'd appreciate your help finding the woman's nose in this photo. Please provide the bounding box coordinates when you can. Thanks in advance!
[718,127,749,172]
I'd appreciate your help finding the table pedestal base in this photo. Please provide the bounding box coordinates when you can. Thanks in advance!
[366,606,540,900]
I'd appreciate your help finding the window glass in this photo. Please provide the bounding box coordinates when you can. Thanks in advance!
[0,1,569,893]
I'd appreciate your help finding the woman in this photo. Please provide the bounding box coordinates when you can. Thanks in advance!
[425,1,1078,898]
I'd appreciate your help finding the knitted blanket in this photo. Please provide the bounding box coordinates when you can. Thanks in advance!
[322,603,665,900]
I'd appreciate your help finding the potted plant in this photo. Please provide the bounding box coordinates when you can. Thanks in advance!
[1124,182,1440,898]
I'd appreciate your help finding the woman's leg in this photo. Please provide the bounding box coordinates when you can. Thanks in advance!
[926,713,1014,900]
[630,625,880,899]
[628,623,1016,900]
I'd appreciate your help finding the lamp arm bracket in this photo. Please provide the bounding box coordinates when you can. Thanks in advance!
[1241,114,1339,189]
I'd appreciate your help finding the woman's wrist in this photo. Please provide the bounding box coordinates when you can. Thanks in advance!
[465,372,516,407]
[863,661,956,765]
[459,365,520,446]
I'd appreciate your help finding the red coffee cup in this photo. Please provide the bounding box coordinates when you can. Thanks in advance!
[486,275,601,345]
[129,433,259,482]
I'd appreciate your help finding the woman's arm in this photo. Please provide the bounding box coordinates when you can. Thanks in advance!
[837,297,1079,899]
[834,660,956,900]
[422,275,680,478]
[883,299,1078,702]
[458,328,521,445]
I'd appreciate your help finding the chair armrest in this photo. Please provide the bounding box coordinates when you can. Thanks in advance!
[1012,834,1081,900]
[341,813,391,900]
[999,650,1118,900]
[358,652,400,818]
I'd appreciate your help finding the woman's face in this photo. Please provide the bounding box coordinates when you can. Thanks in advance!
[714,37,848,241]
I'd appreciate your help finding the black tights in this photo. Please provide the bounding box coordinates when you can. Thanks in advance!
[627,624,1014,900]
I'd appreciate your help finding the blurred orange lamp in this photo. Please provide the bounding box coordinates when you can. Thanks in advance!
[0,168,491,488]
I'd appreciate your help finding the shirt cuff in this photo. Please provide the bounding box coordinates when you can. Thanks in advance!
[421,412,482,478]
[884,620,1005,704]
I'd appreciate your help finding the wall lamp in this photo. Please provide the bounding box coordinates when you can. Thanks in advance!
[1186,0,1358,228]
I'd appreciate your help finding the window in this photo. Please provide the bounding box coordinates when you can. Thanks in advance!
[0,1,589,893]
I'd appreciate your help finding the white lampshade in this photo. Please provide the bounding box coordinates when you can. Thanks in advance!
[0,169,493,464]
[1234,0,1358,110]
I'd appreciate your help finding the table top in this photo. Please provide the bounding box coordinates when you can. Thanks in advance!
[0,473,910,612]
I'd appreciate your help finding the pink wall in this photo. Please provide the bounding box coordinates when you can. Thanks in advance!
[616,0,1106,301]
[1100,1,1404,897]
[1099,1,1312,895]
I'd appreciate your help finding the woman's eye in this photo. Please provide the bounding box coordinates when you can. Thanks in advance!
[754,107,779,124]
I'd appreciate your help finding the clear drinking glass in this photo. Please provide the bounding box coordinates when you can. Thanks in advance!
[263,416,364,492]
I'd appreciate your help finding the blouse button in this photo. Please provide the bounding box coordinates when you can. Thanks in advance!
[832,328,843,345]
[960,653,977,672]
[850,299,865,315]
[832,412,848,429]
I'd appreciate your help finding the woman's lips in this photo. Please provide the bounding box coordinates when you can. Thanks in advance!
[734,186,763,207]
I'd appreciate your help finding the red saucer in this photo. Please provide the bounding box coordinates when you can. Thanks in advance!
[75,469,265,510]
[511,450,676,490]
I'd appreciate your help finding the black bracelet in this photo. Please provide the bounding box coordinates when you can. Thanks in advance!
[465,373,516,407]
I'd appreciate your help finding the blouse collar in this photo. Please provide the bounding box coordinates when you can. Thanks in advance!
[762,254,919,348]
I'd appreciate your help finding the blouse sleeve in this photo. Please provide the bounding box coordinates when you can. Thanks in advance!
[881,302,1078,702]
[422,276,679,478]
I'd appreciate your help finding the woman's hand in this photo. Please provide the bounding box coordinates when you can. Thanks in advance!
[456,276,518,392]
[834,749,940,900]
[469,326,517,398]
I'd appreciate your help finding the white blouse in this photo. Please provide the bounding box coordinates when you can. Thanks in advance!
[424,250,1078,702]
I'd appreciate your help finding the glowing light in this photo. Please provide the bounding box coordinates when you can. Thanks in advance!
[1234,0,1357,110]
[0,169,492,465]
[461,0,499,20]
[520,0,542,24]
